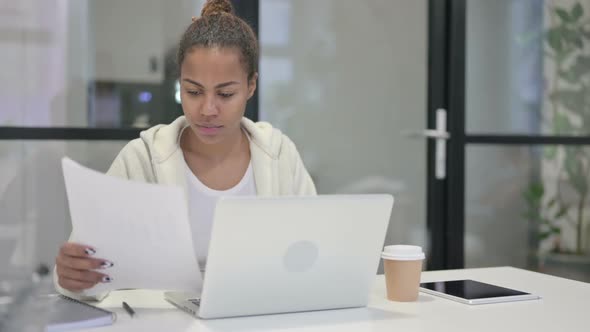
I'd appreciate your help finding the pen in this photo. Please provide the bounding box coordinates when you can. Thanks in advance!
[122,301,135,318]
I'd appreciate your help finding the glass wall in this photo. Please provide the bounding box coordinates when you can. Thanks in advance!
[464,0,590,282]
[466,145,590,282]
[465,0,544,135]
[0,0,210,266]
[0,140,126,328]
[0,0,205,129]
[259,0,430,270]
[2,0,431,277]
[466,0,590,137]
[0,1,209,311]
[0,141,127,272]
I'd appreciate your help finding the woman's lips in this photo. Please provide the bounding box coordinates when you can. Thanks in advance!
[196,124,223,135]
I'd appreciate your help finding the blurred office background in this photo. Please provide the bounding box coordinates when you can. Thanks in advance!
[1,0,589,292]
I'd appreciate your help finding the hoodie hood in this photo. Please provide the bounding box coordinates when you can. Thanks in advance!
[138,116,284,164]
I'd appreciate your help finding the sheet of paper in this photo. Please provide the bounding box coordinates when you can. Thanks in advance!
[61,157,202,296]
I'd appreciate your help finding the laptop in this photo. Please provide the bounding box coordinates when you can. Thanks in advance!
[165,194,394,319]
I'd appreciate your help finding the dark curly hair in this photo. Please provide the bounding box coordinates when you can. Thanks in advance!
[177,0,258,80]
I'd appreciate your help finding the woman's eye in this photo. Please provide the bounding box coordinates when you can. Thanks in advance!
[219,92,235,98]
[187,90,201,96]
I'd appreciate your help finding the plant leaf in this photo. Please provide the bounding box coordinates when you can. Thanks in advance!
[560,27,585,49]
[522,183,544,208]
[523,191,539,206]
[574,36,583,49]
[522,211,541,221]
[550,89,585,114]
[554,205,569,219]
[558,69,578,84]
[539,230,553,240]
[564,147,588,194]
[571,3,584,21]
[531,182,544,199]
[547,28,564,53]
[555,8,572,22]
[554,113,572,134]
[570,55,590,77]
[541,218,553,226]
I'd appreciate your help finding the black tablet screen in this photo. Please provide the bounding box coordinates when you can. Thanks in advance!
[420,280,530,299]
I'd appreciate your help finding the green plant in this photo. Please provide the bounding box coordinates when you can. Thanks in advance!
[525,2,590,255]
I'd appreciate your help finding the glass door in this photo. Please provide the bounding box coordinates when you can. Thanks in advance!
[443,0,590,282]
[259,0,447,270]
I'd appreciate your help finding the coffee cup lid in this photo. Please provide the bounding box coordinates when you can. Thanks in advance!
[381,245,425,261]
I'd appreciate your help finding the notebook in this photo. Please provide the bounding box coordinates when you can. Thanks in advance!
[45,295,116,332]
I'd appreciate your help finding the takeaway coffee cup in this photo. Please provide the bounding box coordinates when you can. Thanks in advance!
[382,245,425,302]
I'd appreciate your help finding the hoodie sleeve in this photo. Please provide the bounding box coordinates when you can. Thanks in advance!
[106,138,156,182]
[285,137,317,196]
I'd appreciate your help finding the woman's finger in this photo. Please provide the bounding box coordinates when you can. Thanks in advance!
[57,276,97,292]
[56,265,110,284]
[59,242,96,258]
[56,254,111,271]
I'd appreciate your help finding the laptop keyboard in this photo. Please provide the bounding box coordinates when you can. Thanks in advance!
[188,298,201,306]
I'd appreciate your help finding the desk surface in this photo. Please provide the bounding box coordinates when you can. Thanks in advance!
[83,267,589,332]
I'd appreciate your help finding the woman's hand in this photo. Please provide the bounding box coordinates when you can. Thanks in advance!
[55,243,113,292]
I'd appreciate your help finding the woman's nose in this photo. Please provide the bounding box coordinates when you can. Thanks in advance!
[200,95,218,116]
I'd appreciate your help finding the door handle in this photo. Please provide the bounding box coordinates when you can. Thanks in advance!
[408,129,450,140]
[403,109,449,180]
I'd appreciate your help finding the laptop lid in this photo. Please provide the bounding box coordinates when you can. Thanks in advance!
[198,195,394,319]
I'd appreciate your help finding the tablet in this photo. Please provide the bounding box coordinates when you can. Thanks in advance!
[419,279,541,305]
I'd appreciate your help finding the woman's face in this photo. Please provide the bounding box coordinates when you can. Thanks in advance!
[180,46,257,145]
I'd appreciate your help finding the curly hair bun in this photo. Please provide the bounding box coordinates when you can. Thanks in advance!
[201,0,234,17]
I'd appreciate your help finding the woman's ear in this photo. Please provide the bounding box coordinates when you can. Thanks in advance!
[247,73,258,99]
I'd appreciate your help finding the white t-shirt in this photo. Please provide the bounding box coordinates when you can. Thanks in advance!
[183,154,256,273]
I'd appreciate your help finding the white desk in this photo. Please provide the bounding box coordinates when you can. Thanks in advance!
[83,267,589,332]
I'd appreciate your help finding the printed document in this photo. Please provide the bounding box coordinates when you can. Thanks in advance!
[61,157,202,296]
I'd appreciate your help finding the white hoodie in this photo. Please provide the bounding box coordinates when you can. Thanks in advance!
[55,116,316,300]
